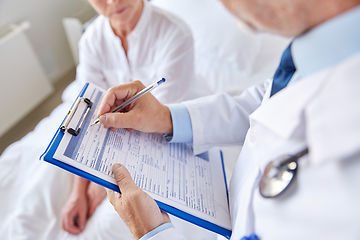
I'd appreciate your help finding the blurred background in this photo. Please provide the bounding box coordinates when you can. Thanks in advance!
[0,0,97,154]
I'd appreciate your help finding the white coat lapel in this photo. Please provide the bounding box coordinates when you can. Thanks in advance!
[250,69,330,140]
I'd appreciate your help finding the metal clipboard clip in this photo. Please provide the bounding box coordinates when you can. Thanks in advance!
[60,97,93,136]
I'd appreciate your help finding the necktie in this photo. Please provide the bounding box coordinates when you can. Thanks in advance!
[270,44,296,97]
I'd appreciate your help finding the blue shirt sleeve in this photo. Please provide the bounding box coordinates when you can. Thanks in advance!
[139,223,175,240]
[164,103,193,143]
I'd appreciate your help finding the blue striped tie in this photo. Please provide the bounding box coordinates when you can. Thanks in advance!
[270,44,296,97]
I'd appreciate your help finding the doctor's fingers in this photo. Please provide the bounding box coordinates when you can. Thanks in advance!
[107,164,168,239]
[99,111,142,131]
[106,163,150,208]
[161,210,170,222]
[99,103,172,134]
[113,163,138,193]
[106,163,136,203]
[97,80,146,117]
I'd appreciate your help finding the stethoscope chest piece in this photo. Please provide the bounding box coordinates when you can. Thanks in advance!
[259,148,308,198]
[260,157,298,198]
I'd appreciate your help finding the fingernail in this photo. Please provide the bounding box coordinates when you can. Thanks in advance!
[112,163,121,172]
[99,114,107,124]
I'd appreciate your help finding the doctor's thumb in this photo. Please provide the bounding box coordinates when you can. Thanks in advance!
[112,163,137,193]
[99,112,132,129]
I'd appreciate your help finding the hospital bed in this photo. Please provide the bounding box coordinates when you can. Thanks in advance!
[0,0,289,239]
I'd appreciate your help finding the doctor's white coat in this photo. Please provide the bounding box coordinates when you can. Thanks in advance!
[150,52,360,239]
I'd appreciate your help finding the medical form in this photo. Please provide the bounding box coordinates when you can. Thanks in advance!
[46,83,232,236]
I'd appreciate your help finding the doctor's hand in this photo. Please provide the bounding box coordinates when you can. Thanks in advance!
[97,81,173,134]
[106,163,171,240]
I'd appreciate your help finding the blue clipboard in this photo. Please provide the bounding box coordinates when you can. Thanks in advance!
[156,150,231,239]
[40,83,232,239]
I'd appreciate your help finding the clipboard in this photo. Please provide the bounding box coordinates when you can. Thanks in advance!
[40,83,232,239]
[40,83,121,192]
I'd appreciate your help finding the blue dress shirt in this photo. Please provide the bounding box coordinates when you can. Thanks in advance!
[144,5,360,239]
[290,4,360,85]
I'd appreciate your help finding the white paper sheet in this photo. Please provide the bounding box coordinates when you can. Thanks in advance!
[53,83,231,231]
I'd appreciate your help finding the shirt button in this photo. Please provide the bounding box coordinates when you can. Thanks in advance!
[249,127,257,143]
[249,234,259,240]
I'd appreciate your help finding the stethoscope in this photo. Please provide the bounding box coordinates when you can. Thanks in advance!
[240,148,309,240]
[259,148,309,198]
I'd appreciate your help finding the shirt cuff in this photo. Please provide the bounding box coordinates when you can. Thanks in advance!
[165,103,193,143]
[139,223,175,240]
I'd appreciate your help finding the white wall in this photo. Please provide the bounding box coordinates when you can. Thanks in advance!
[0,0,97,83]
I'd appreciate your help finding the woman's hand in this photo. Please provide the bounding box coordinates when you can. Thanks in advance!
[61,190,88,234]
[97,80,173,134]
[106,163,171,240]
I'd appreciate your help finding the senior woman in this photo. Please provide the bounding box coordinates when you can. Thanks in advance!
[61,0,195,235]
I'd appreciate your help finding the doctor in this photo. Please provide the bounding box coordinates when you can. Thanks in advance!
[98,0,360,239]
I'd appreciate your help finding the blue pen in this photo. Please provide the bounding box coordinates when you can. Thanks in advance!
[90,78,166,126]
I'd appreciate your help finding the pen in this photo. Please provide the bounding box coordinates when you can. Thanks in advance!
[90,78,166,127]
